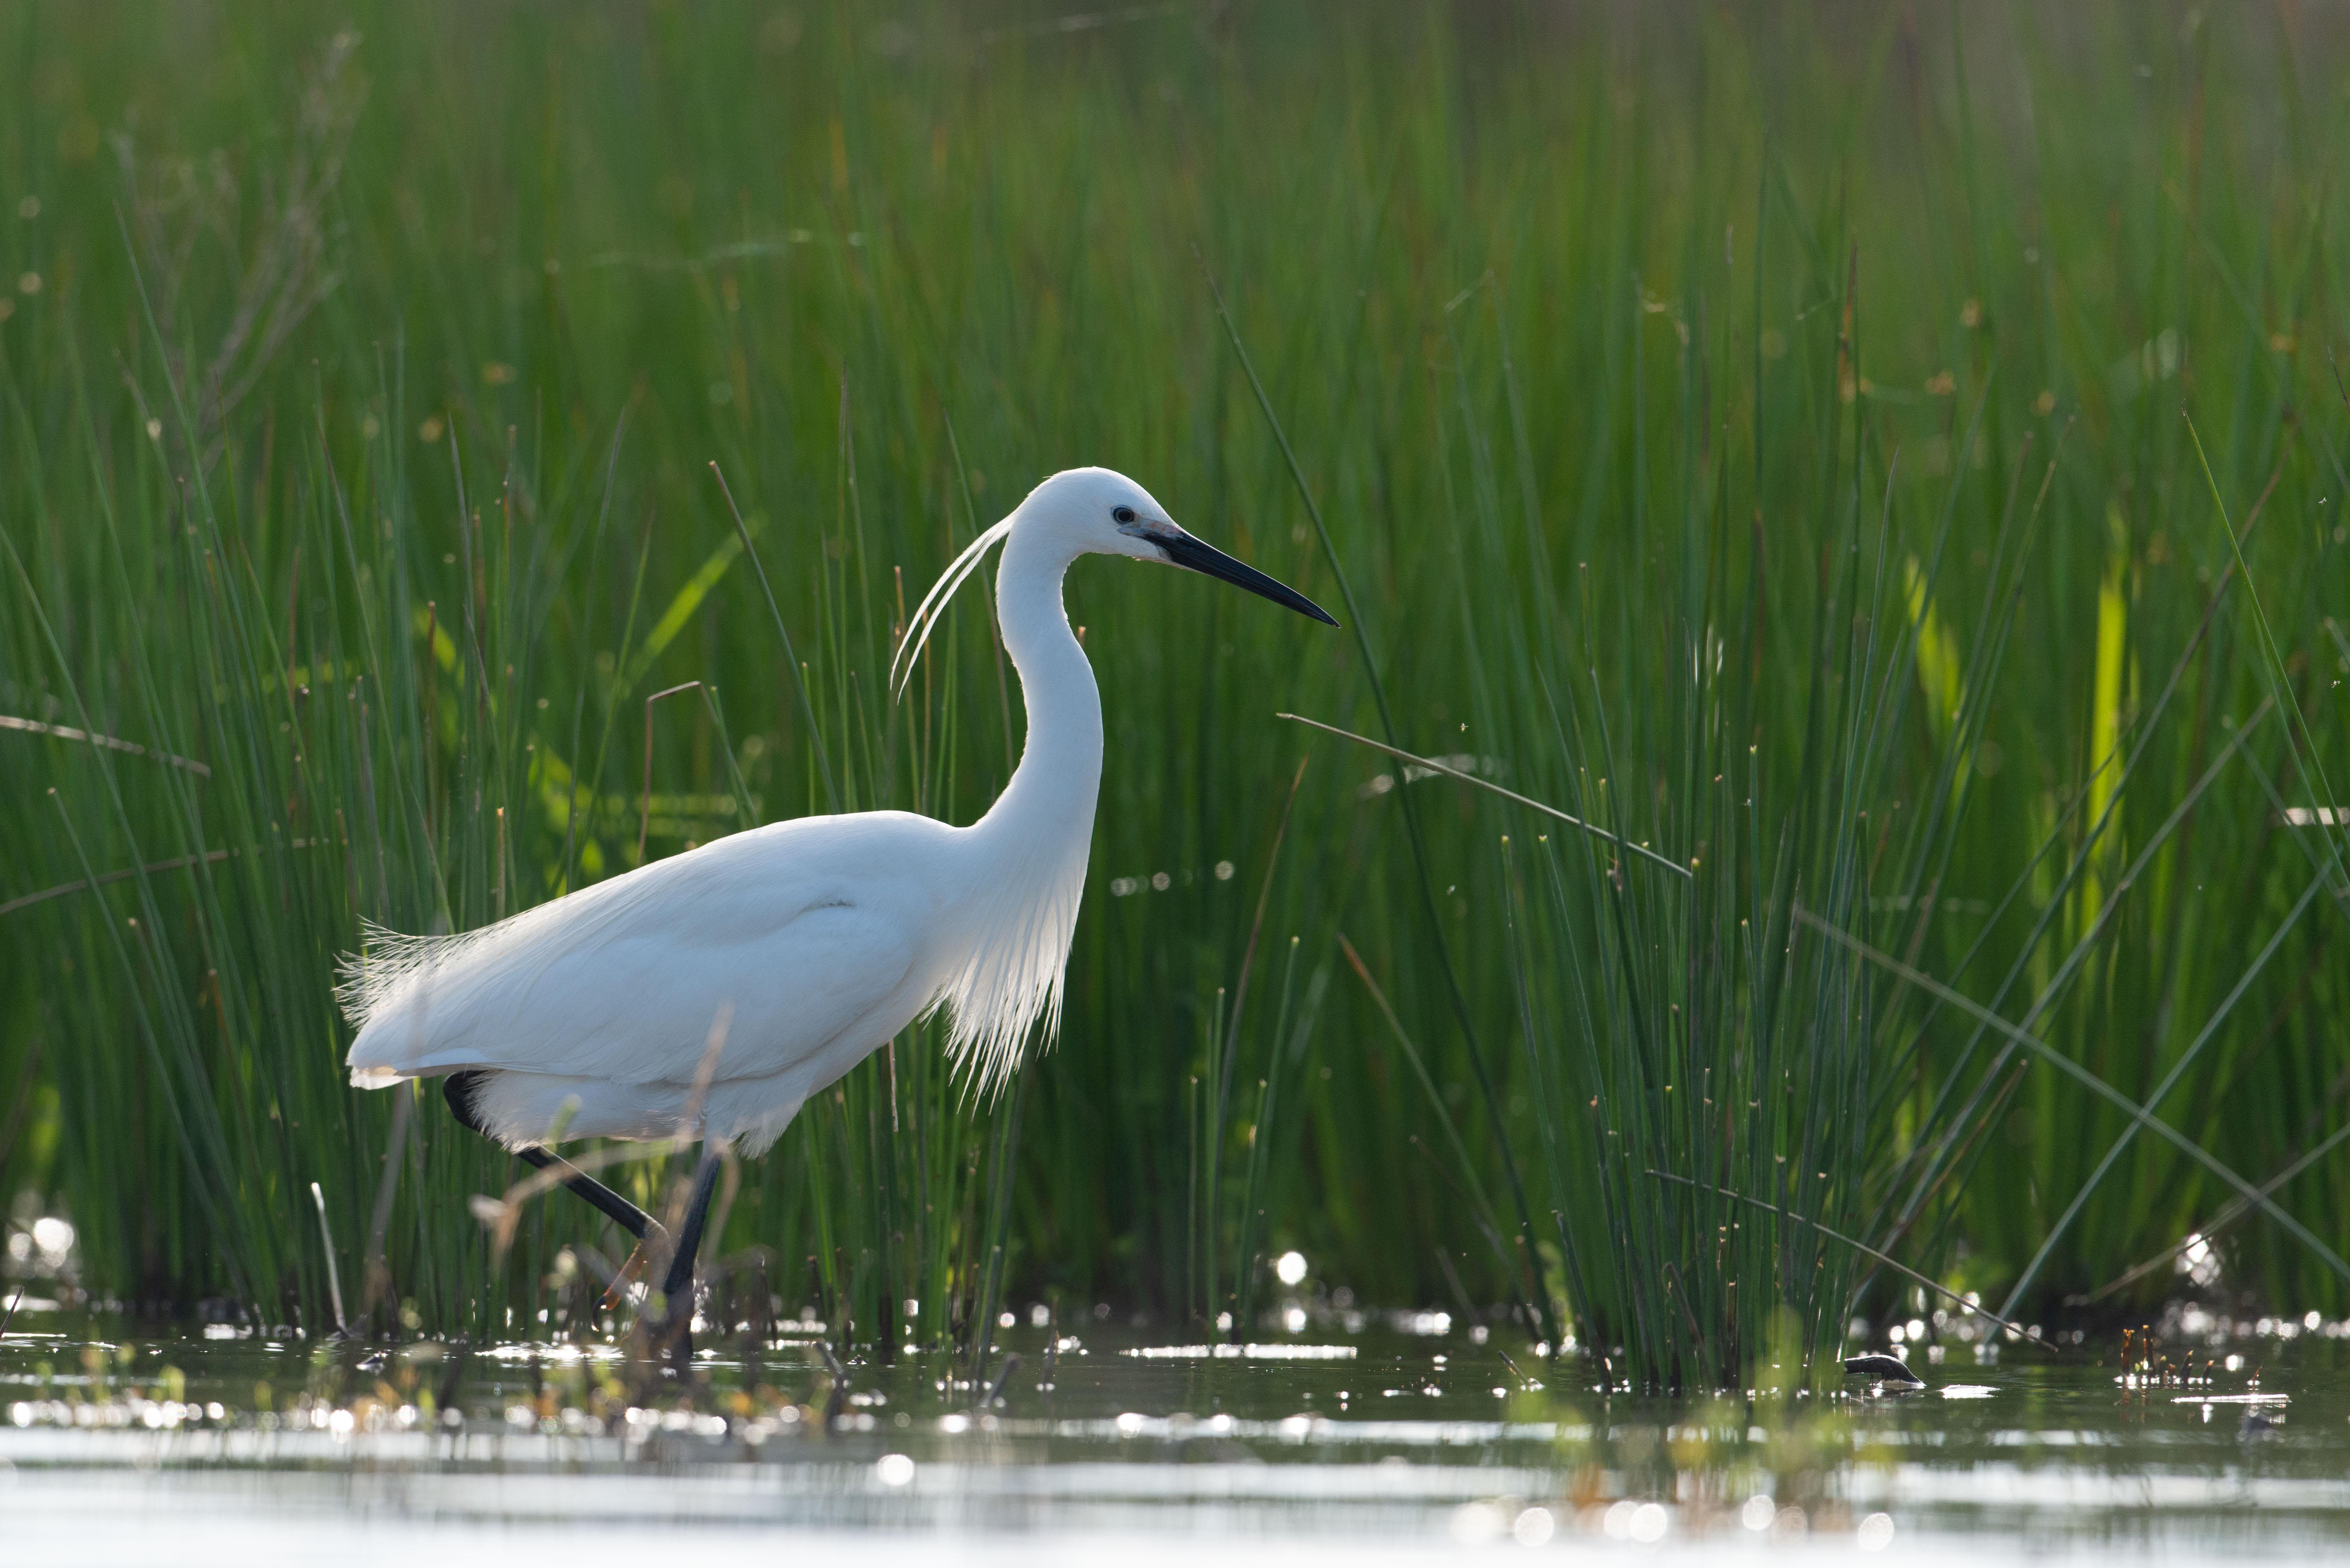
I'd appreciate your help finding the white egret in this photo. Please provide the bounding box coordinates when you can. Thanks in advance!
[338,467,1334,1353]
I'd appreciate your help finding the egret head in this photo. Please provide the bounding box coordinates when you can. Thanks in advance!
[1017,466,1339,624]
[892,466,1336,694]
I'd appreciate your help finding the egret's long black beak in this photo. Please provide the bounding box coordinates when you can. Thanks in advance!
[1157,528,1339,626]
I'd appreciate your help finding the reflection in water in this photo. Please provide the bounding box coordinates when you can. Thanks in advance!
[3,1299,2348,1560]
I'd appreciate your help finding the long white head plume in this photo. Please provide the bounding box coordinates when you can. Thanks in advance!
[892,517,1013,696]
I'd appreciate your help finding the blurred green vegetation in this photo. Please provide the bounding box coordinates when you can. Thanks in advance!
[1,2,2346,1381]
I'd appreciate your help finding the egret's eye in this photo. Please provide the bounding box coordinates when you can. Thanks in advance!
[1112,505,1137,525]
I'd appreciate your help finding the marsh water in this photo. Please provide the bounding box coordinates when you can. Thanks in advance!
[4,1293,2346,1564]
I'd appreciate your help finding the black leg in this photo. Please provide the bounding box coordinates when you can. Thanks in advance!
[444,1071,663,1240]
[516,1147,659,1238]
[658,1152,724,1373]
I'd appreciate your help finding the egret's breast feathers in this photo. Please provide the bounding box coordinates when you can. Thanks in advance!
[930,822,1090,1098]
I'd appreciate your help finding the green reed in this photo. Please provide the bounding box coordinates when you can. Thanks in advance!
[2,4,2347,1381]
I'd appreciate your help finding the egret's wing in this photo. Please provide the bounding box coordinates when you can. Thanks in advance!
[345,824,930,1086]
[351,899,917,1085]
[493,900,913,1082]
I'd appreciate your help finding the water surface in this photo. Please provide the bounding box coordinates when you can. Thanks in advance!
[5,1297,2344,1563]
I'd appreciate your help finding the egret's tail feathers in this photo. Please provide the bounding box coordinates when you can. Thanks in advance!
[892,517,1012,697]
[335,918,485,1029]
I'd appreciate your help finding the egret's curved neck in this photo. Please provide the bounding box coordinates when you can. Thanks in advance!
[977,526,1101,847]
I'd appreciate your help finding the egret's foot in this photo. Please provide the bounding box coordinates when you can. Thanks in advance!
[654,1294,698,1379]
[1842,1352,1924,1389]
[600,1237,658,1312]
[650,1152,722,1381]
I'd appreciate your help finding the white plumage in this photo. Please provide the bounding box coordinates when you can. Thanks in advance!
[339,466,1333,1156]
